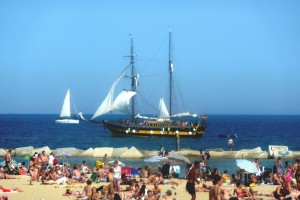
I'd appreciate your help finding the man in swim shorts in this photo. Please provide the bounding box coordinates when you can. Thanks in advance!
[186,161,200,200]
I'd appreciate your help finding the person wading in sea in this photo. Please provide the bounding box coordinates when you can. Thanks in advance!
[186,161,200,200]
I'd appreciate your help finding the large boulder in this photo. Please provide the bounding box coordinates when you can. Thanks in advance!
[208,150,224,158]
[141,150,159,157]
[79,148,94,157]
[0,149,7,157]
[93,147,114,158]
[31,146,52,156]
[112,147,128,157]
[177,149,200,157]
[223,151,238,158]
[15,146,34,157]
[120,146,143,158]
[235,147,265,158]
[258,152,269,159]
[292,151,300,159]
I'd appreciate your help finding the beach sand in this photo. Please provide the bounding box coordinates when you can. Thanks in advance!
[1,175,278,200]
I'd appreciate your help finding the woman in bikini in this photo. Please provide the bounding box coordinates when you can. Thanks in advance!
[233,181,254,199]
[199,155,207,183]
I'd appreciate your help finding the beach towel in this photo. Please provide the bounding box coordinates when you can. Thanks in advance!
[0,188,18,194]
[56,177,68,185]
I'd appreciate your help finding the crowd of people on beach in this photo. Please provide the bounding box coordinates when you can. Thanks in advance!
[2,148,300,200]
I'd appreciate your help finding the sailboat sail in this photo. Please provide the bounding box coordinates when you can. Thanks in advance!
[60,89,71,118]
[158,98,169,119]
[56,89,79,124]
[113,91,137,113]
[91,66,129,120]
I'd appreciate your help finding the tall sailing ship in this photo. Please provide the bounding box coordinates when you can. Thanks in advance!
[91,30,207,137]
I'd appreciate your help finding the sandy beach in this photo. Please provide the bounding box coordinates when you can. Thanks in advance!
[1,174,279,200]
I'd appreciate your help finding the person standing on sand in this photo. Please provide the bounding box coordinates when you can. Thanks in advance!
[4,150,12,172]
[29,163,39,185]
[41,151,49,171]
[48,152,54,168]
[113,160,121,193]
[186,161,200,200]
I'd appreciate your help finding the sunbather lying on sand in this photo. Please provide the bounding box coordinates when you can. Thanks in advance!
[195,183,210,192]
[62,188,83,196]
[0,186,23,193]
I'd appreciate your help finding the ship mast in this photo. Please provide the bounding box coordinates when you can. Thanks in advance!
[129,34,137,120]
[169,28,174,116]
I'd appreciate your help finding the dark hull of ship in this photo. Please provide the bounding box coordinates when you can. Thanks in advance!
[102,120,207,137]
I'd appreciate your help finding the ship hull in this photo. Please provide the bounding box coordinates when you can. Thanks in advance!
[102,120,207,137]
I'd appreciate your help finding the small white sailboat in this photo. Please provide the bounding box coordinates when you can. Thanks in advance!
[55,89,79,124]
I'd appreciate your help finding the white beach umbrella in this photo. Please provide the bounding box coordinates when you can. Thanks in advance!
[236,159,259,174]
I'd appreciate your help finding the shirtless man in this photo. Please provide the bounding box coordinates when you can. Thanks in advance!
[72,166,81,180]
[186,161,200,200]
[29,163,39,185]
[152,183,161,200]
[97,165,106,181]
[41,151,49,171]
[4,150,12,172]
[228,137,234,150]
[145,190,156,200]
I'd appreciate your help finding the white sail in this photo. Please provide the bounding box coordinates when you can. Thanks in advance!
[60,89,71,118]
[91,66,129,119]
[158,98,170,119]
[113,91,137,113]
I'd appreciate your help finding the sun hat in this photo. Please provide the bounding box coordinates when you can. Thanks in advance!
[165,189,172,195]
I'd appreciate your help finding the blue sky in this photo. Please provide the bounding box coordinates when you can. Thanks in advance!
[0,1,300,115]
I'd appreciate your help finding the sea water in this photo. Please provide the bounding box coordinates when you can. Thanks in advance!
[1,114,300,175]
[1,114,300,151]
